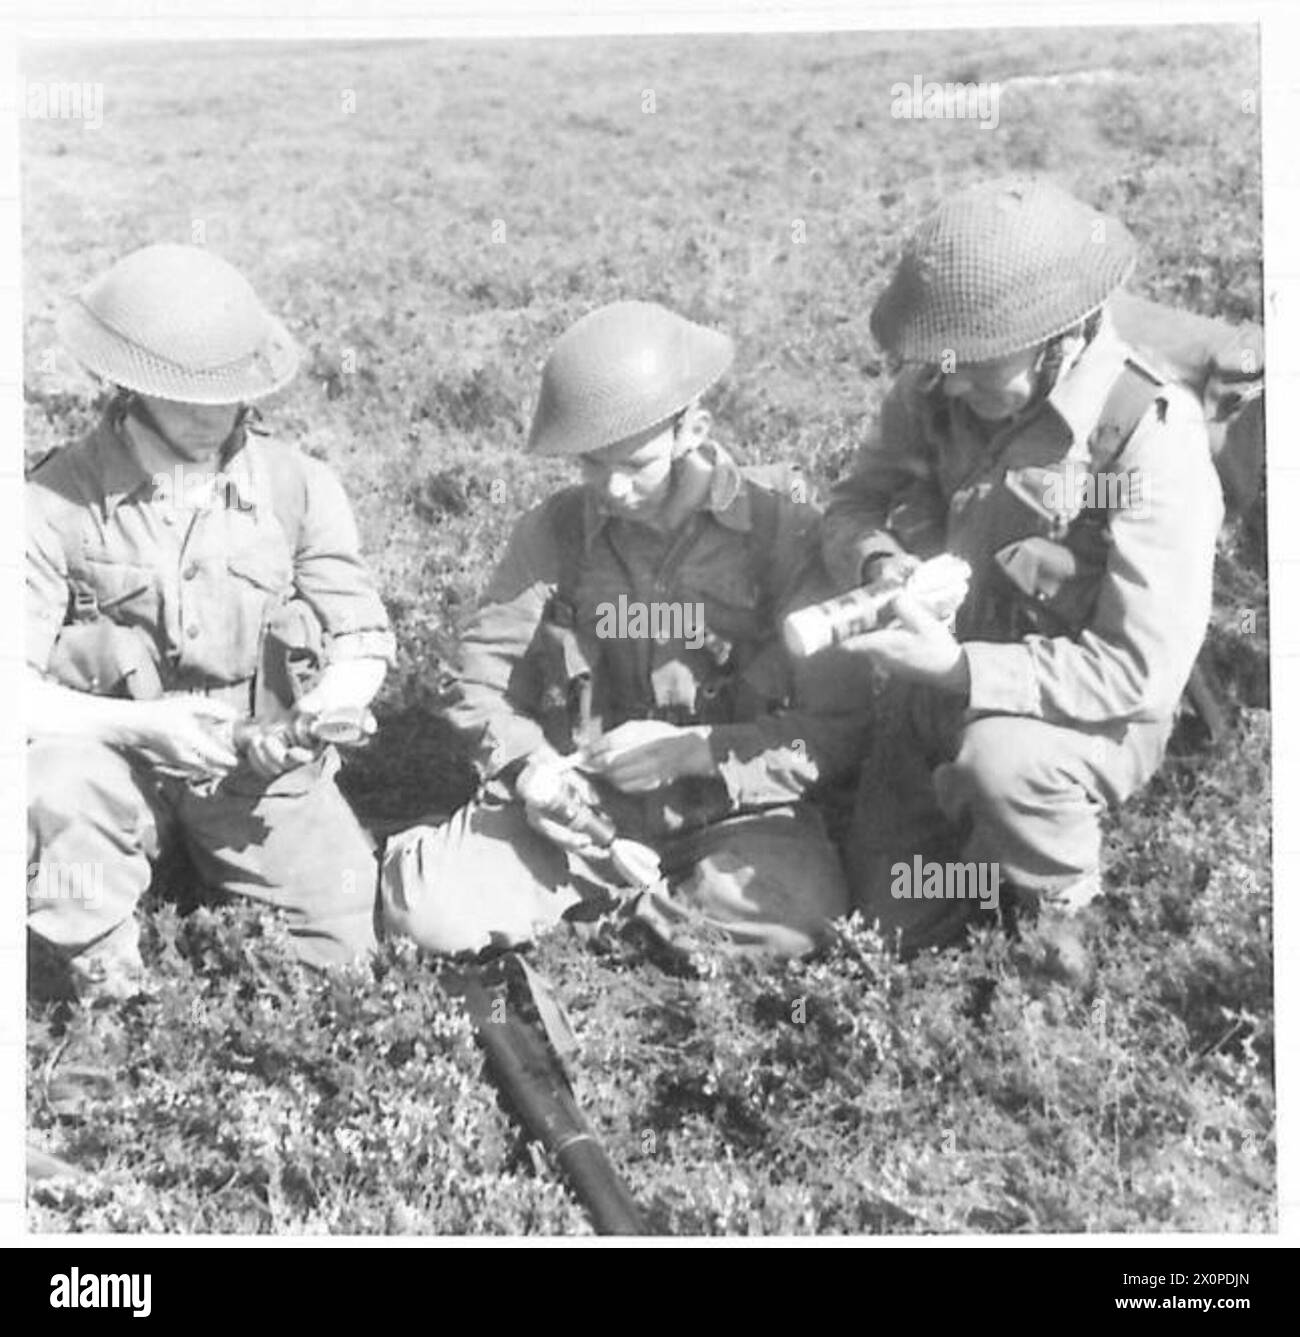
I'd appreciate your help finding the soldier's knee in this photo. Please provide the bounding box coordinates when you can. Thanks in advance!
[676,818,849,956]
[947,720,1020,798]
[941,718,1068,819]
[28,741,145,835]
[380,826,495,955]
[379,816,574,956]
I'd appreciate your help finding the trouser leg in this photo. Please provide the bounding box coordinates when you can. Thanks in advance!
[27,741,167,973]
[174,751,380,968]
[844,684,1169,954]
[647,803,850,956]
[841,686,975,951]
[381,790,847,959]
[380,790,583,955]
[934,713,1169,898]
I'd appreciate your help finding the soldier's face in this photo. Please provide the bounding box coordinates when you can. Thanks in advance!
[139,394,242,460]
[581,422,678,519]
[940,346,1041,421]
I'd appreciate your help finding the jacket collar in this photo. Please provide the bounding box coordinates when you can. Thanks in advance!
[581,440,751,550]
[1042,309,1130,451]
[96,409,264,518]
[922,307,1131,456]
[92,413,154,516]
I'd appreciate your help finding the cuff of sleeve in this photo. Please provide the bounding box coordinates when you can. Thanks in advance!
[964,641,1041,717]
[327,630,397,665]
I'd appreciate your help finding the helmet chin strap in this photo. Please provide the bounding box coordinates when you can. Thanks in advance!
[113,389,251,464]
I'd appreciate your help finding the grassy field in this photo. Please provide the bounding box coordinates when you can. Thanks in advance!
[22,26,1273,1234]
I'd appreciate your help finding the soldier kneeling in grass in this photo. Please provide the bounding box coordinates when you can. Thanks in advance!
[27,245,395,1001]
[821,179,1252,985]
[382,302,870,957]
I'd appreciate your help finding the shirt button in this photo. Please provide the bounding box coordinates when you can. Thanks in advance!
[186,625,200,639]
[162,514,176,527]
[183,563,199,580]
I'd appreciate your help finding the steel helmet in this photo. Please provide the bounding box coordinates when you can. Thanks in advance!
[870,179,1138,364]
[56,243,300,404]
[526,301,734,456]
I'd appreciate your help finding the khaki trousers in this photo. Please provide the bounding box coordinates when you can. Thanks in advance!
[381,788,849,958]
[844,684,1171,953]
[28,740,380,971]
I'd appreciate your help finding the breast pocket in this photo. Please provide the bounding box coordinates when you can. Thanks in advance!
[223,545,294,658]
[1002,464,1084,540]
[572,568,632,631]
[227,548,294,597]
[677,563,765,643]
[992,534,1107,638]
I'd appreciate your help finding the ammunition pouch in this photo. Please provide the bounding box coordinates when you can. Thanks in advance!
[645,629,755,728]
[991,535,1100,640]
[45,620,165,700]
[253,598,326,723]
[530,593,598,754]
[45,598,326,725]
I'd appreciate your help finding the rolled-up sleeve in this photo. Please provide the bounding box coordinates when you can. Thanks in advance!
[442,504,561,781]
[293,456,396,664]
[965,388,1223,724]
[822,374,946,591]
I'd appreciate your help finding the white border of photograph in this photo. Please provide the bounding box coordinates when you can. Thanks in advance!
[1,0,1294,1249]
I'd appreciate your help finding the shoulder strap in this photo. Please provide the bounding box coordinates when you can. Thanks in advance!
[548,486,591,610]
[1086,356,1165,473]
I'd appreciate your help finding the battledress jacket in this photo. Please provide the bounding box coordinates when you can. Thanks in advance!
[443,444,873,837]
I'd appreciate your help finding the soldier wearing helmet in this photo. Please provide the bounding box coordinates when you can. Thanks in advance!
[381,301,868,957]
[27,244,395,999]
[823,179,1224,982]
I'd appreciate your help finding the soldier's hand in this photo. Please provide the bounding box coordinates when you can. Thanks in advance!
[516,753,602,854]
[129,696,241,778]
[580,720,717,793]
[840,591,971,694]
[243,725,318,780]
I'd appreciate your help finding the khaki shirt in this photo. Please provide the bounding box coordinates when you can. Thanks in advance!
[27,412,395,687]
[445,444,871,818]
[823,318,1224,726]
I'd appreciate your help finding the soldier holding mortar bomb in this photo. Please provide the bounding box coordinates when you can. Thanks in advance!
[382,301,872,958]
[820,180,1227,984]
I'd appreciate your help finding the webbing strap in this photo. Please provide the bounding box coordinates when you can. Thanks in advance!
[1086,357,1165,474]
